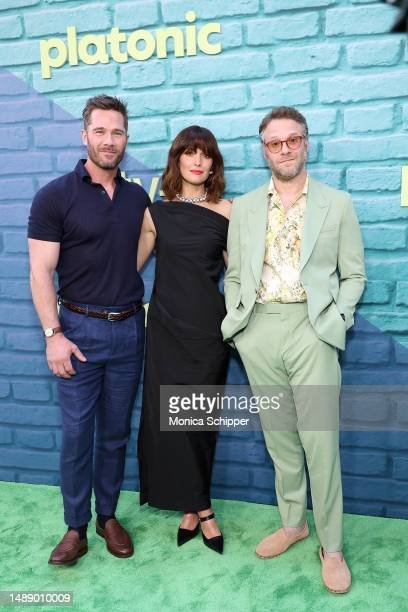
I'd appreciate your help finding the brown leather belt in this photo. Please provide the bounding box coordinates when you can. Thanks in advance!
[61,299,142,321]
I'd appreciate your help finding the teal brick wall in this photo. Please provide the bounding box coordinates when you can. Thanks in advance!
[0,0,408,518]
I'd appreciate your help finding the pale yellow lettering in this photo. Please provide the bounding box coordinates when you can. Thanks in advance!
[185,12,198,56]
[148,176,160,201]
[156,27,184,59]
[107,27,128,63]
[197,22,222,55]
[78,34,109,65]
[40,37,68,79]
[185,10,196,23]
[39,15,223,79]
[186,25,197,56]
[121,173,160,201]
[67,26,78,66]
[127,30,156,61]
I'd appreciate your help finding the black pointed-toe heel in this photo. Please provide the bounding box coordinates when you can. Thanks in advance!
[177,516,200,547]
[199,513,224,554]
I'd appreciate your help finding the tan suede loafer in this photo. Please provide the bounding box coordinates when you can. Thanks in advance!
[319,547,352,594]
[255,523,309,558]
[48,530,88,566]
[96,518,134,558]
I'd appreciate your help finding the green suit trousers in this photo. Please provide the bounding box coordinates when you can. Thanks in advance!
[234,301,343,552]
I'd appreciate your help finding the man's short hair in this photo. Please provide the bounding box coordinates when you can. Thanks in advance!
[259,106,309,141]
[82,94,128,132]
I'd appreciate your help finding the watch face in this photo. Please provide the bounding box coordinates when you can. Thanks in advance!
[44,328,54,337]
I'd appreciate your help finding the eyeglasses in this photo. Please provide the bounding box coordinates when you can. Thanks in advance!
[264,135,305,154]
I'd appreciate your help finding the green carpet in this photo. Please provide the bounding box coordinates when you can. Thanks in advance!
[1,482,407,612]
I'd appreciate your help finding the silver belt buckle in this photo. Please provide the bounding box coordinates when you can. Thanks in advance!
[107,311,121,321]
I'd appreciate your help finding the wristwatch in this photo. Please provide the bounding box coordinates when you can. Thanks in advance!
[43,326,62,338]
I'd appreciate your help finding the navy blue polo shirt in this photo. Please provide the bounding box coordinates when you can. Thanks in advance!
[28,159,150,306]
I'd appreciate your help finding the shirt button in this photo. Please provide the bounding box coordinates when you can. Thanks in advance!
[101,190,105,194]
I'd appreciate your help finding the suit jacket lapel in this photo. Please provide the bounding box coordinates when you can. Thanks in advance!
[247,183,269,283]
[300,176,329,271]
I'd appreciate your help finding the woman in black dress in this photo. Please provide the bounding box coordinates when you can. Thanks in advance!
[137,126,231,554]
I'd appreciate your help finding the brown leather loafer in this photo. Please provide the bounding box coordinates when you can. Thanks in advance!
[96,518,134,558]
[48,530,88,566]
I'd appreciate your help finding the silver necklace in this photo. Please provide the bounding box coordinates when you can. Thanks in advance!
[176,191,208,204]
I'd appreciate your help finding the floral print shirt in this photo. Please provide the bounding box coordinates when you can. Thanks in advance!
[256,176,308,304]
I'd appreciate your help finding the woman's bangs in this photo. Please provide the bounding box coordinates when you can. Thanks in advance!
[182,136,215,159]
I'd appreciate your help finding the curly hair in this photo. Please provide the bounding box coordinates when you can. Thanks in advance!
[161,126,225,203]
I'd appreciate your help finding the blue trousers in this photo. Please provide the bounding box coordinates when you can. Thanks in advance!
[57,302,145,527]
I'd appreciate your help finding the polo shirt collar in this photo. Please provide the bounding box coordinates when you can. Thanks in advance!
[75,159,123,183]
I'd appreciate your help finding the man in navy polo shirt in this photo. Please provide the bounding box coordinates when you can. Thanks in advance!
[28,94,150,565]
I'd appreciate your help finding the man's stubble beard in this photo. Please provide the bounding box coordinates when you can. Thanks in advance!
[87,143,126,170]
[269,146,308,182]
[270,156,306,182]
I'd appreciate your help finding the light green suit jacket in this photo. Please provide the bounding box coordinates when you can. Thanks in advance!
[221,176,366,351]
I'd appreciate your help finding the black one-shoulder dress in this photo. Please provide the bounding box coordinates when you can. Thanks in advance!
[138,200,230,511]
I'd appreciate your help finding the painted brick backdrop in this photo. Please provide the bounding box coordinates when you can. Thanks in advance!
[0,0,408,519]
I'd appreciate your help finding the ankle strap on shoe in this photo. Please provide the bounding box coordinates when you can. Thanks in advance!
[199,513,214,523]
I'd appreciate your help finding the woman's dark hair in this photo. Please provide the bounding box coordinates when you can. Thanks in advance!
[161,125,225,203]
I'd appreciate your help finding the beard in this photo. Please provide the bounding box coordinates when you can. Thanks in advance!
[270,153,306,182]
[87,142,125,170]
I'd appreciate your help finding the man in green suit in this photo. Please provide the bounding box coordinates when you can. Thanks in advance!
[222,106,366,594]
